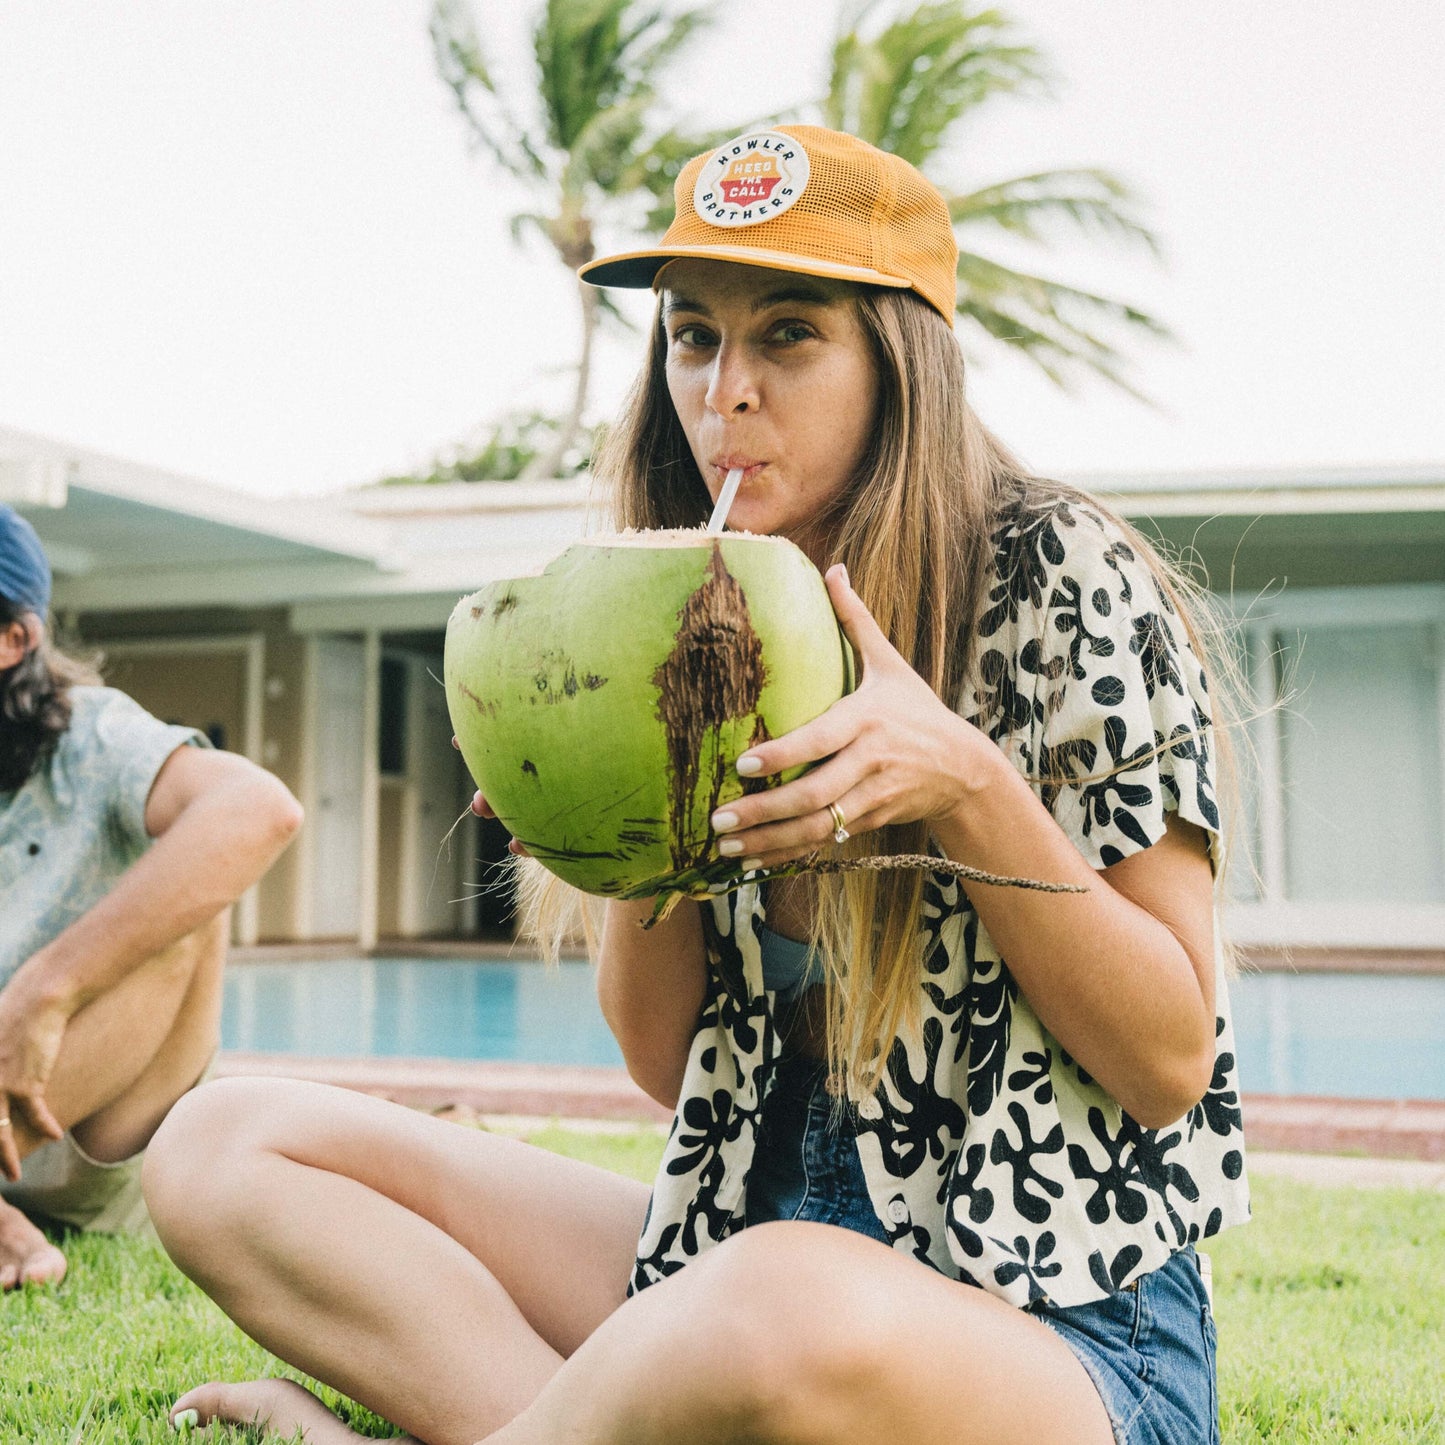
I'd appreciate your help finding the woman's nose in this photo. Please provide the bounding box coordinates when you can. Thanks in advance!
[705,342,760,415]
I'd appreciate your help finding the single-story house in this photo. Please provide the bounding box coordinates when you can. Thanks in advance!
[3,424,1442,970]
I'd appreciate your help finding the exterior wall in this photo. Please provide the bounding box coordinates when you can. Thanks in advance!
[81,607,305,943]
[1218,581,1445,951]
[61,487,1445,955]
[104,649,247,752]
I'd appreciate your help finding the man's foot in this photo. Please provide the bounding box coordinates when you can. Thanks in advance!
[169,1379,380,1442]
[0,1199,67,1289]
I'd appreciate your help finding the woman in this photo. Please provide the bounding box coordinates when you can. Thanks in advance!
[148,126,1248,1445]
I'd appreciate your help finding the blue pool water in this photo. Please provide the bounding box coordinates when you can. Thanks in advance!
[223,957,623,1068]
[221,960,1445,1101]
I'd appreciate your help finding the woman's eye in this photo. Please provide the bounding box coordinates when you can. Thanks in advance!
[670,324,714,348]
[771,322,814,344]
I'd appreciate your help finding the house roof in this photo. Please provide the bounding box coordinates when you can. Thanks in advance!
[0,425,398,594]
[4,425,1442,622]
[1076,461,1445,517]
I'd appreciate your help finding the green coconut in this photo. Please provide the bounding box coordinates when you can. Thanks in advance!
[444,530,854,900]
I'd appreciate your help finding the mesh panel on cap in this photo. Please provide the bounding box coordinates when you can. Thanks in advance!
[586,125,959,322]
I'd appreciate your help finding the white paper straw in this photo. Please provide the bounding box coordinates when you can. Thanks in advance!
[706,467,745,534]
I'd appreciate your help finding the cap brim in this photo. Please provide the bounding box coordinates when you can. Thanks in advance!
[579,244,914,296]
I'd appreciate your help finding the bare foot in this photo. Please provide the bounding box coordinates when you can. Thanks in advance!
[0,1199,67,1289]
[169,1378,389,1442]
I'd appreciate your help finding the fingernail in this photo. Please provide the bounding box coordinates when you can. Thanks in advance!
[837,564,850,590]
[742,857,764,872]
[173,1409,200,1431]
[735,755,763,776]
[718,839,745,856]
[711,810,740,832]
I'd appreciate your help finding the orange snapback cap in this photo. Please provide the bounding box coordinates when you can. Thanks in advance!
[579,125,959,323]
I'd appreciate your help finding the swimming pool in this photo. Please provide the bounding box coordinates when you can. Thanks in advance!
[223,957,623,1068]
[220,959,1445,1101]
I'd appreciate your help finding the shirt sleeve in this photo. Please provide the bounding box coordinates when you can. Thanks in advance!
[93,690,211,848]
[1028,505,1222,871]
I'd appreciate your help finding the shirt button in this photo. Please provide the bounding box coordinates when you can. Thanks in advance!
[887,1199,910,1225]
[858,1095,883,1121]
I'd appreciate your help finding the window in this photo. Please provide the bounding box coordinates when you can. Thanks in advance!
[1227,586,1445,941]
[379,657,408,776]
[1275,621,1442,903]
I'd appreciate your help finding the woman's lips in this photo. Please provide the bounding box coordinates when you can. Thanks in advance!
[710,460,766,482]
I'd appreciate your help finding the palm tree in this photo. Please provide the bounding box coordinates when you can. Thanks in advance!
[823,1,1170,397]
[429,0,724,481]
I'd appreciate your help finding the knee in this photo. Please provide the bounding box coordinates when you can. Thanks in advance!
[649,1225,884,1441]
[142,1076,271,1265]
[143,909,230,997]
[176,908,230,989]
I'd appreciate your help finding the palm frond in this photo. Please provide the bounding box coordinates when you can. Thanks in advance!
[955,250,1173,402]
[824,0,905,128]
[613,2,713,81]
[507,211,552,247]
[535,0,709,152]
[613,123,744,224]
[594,287,636,331]
[560,95,653,198]
[948,169,1162,257]
[827,2,1048,166]
[428,0,545,178]
[535,0,617,151]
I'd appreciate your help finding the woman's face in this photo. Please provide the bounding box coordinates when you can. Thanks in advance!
[661,259,881,551]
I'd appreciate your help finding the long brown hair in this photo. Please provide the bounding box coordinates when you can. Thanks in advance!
[0,601,102,792]
[580,285,1244,1092]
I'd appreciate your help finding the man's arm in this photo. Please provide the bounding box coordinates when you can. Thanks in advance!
[9,745,302,1016]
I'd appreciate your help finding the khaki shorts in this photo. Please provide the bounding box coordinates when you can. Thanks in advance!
[0,1053,217,1238]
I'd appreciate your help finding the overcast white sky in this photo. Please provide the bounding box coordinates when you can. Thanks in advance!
[1,1,1442,497]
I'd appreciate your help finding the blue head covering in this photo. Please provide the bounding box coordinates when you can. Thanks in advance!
[0,504,52,618]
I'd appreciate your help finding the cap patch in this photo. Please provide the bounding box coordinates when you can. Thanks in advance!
[693,130,810,229]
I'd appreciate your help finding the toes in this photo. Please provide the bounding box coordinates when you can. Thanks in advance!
[19,1244,67,1287]
[0,1264,17,1290]
[170,1384,232,1428]
[170,1380,331,1435]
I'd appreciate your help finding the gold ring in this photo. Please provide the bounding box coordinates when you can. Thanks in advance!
[828,801,849,845]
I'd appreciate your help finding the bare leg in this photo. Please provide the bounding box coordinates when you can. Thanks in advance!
[143,1075,651,1445]
[0,910,226,1289]
[170,1379,390,1444]
[480,1222,1116,1445]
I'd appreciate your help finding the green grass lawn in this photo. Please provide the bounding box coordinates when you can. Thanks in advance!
[1,1126,1440,1444]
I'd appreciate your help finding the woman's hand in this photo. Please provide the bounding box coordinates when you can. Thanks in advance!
[708,565,992,870]
[452,737,528,856]
[0,978,68,1179]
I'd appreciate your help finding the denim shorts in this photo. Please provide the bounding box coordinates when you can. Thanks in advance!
[743,1052,1219,1445]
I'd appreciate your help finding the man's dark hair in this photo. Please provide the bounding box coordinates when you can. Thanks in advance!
[0,597,100,792]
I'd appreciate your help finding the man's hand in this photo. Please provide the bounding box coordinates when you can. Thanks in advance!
[0,977,67,1180]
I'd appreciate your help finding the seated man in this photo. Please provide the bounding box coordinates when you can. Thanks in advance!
[0,503,303,1286]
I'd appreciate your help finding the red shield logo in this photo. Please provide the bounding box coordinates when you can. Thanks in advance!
[717,155,783,207]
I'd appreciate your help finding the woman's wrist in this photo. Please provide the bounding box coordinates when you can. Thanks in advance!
[931,731,1036,860]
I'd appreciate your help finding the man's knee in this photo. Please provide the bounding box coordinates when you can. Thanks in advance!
[150,908,229,991]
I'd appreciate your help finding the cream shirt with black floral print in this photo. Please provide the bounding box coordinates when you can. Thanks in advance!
[631,496,1250,1310]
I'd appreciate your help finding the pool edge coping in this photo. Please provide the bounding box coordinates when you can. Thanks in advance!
[213,1053,1445,1161]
